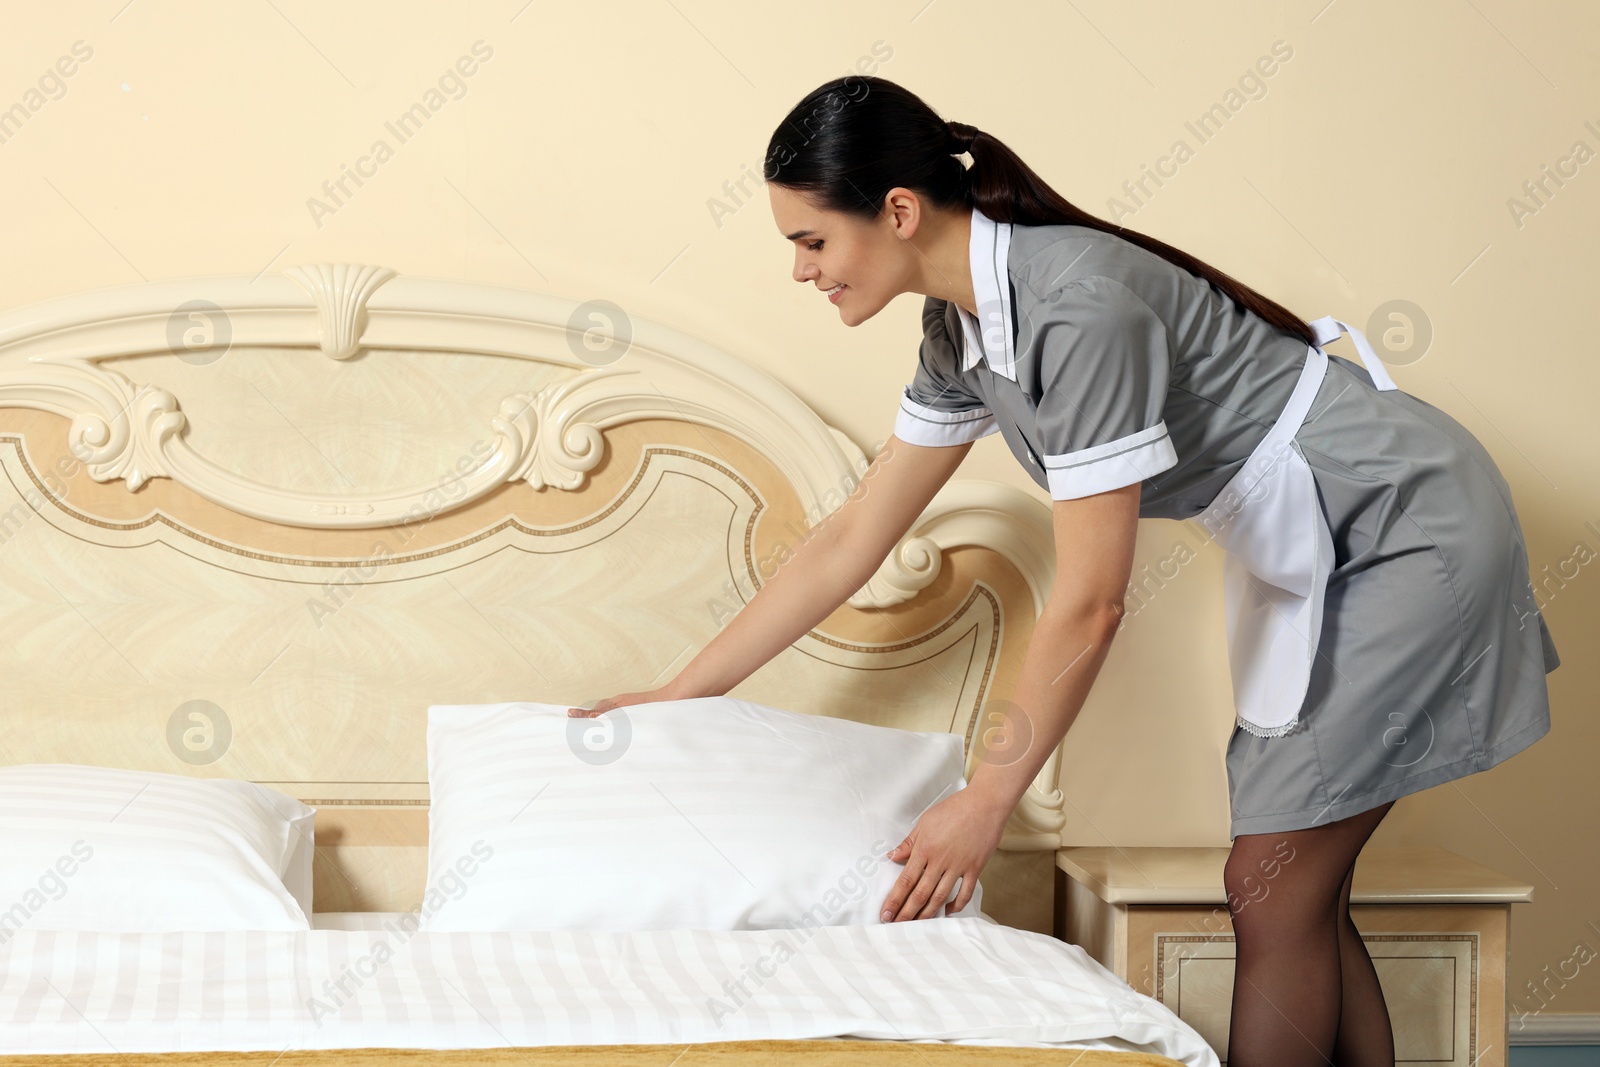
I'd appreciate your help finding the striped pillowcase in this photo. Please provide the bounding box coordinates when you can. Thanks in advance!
[420,697,983,932]
[0,763,314,935]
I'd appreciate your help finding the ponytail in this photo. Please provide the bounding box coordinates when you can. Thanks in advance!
[766,76,1316,349]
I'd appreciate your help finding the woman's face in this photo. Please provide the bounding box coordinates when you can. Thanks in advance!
[769,183,909,327]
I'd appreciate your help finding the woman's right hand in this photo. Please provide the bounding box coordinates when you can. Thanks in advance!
[565,688,681,718]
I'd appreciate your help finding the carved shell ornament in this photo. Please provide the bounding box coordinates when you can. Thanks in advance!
[284,263,398,360]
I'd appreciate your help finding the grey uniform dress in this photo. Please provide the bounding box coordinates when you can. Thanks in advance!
[893,206,1560,839]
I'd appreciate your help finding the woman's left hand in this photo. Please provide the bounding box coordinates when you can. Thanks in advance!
[879,787,1010,922]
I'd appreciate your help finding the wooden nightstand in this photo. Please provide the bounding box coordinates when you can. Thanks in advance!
[1054,845,1533,1066]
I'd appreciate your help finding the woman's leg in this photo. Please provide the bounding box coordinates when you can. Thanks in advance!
[1333,811,1397,1067]
[1224,799,1395,1067]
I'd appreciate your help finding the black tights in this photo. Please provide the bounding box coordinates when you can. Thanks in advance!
[1224,800,1396,1067]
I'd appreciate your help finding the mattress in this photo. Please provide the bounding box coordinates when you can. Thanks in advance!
[0,914,1219,1066]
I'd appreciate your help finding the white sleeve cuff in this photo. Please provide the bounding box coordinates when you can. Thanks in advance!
[894,392,1000,446]
[1042,421,1177,499]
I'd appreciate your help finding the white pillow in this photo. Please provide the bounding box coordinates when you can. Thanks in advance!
[0,763,314,934]
[420,696,983,932]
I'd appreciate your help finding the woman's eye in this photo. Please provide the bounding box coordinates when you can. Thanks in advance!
[806,241,823,252]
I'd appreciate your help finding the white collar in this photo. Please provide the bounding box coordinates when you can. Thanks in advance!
[954,206,1017,381]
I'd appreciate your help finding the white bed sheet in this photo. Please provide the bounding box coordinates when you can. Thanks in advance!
[0,915,1219,1066]
[311,909,1010,931]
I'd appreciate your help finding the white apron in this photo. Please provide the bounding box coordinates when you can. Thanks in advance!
[1195,317,1400,738]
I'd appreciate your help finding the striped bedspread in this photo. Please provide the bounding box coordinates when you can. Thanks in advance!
[0,916,1218,1066]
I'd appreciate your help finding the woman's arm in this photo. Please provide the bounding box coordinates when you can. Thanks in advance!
[656,434,976,701]
[877,482,1141,922]
[951,485,1140,819]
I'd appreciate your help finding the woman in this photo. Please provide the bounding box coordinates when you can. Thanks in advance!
[571,76,1559,1067]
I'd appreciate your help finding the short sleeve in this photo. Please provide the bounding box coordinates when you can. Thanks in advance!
[893,297,1000,447]
[1033,276,1178,499]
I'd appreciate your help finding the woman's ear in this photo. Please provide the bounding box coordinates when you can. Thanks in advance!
[882,187,924,240]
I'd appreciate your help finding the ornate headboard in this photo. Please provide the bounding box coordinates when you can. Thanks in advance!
[0,265,1065,932]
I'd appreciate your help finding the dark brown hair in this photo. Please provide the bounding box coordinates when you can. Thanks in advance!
[764,75,1316,348]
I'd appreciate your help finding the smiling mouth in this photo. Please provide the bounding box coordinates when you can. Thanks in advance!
[825,283,847,302]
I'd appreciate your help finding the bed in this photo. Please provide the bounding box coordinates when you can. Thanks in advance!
[0,264,1219,1065]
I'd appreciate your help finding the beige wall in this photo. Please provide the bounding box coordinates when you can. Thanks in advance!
[2,0,1594,1019]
